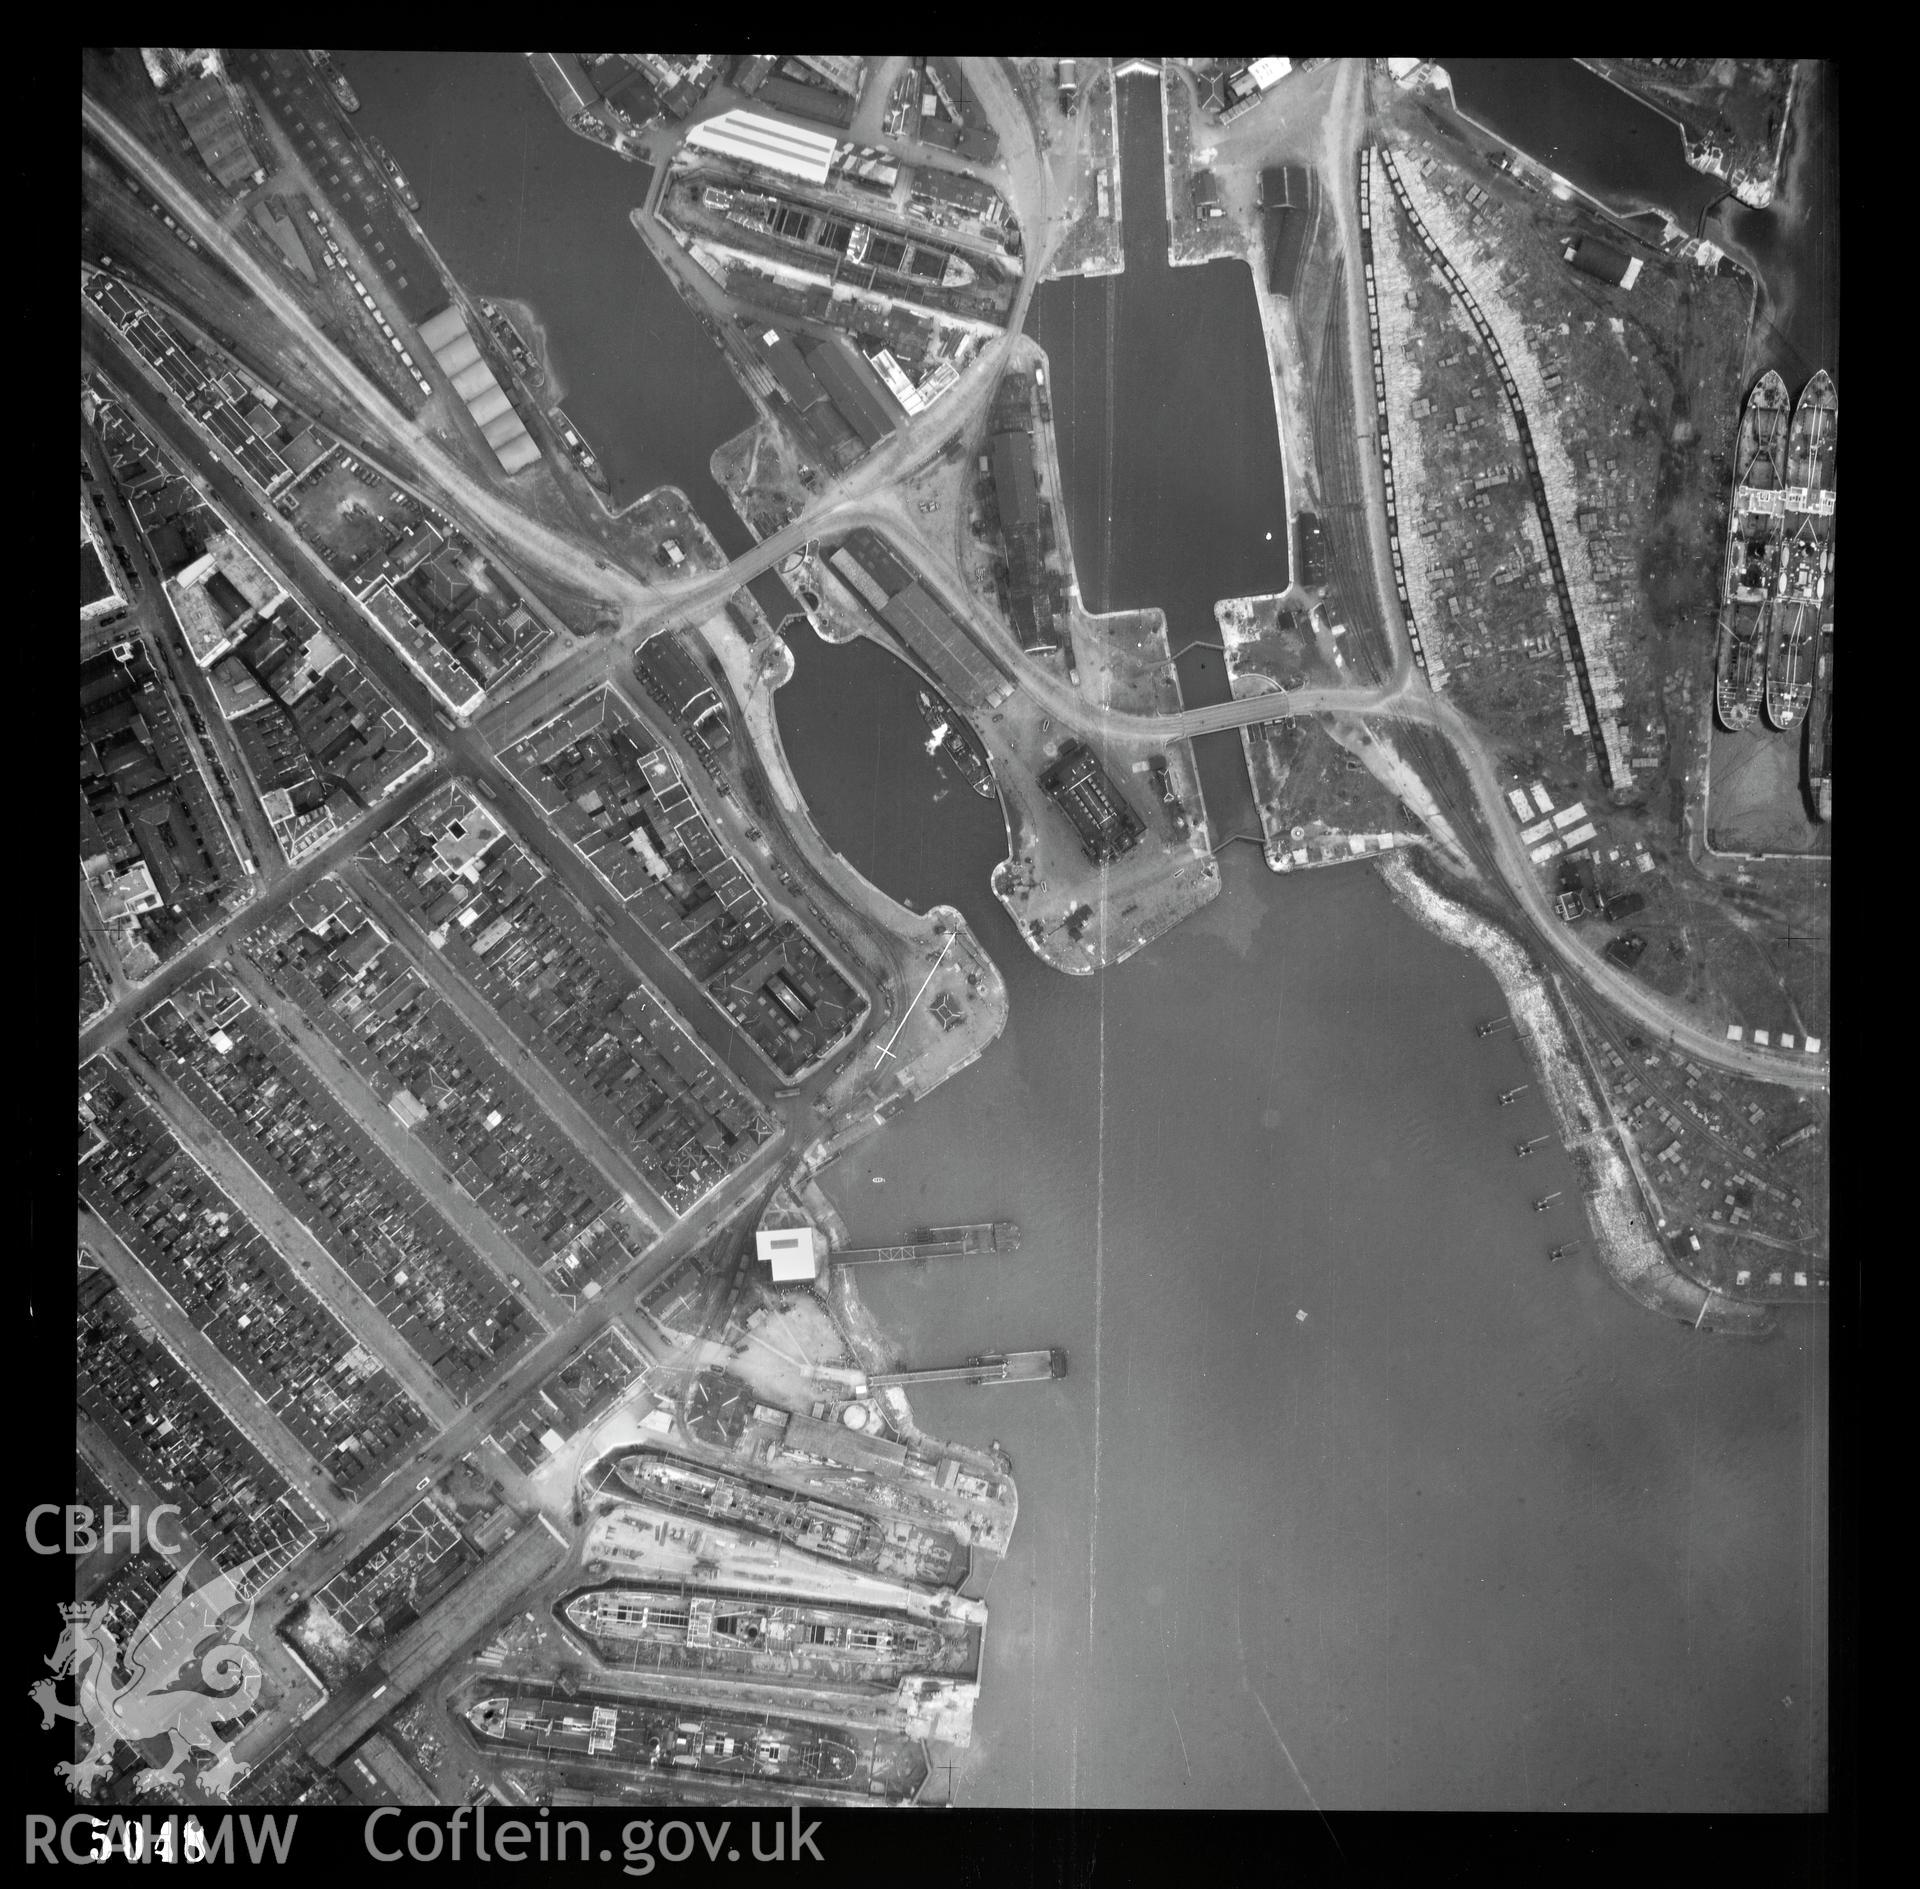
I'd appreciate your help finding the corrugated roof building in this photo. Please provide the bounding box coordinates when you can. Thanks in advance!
[417,305,540,476]
[683,111,837,186]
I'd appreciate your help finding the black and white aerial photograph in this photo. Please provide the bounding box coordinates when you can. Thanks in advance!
[63,49,1840,1873]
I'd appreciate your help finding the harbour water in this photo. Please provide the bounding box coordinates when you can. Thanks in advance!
[341,53,1826,1809]
[1443,58,1728,231]
[774,626,1826,1810]
[339,51,755,519]
[1030,73,1289,832]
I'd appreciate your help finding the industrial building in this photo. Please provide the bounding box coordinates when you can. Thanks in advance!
[752,72,856,129]
[756,1224,823,1283]
[170,71,258,192]
[1040,740,1145,865]
[755,326,895,468]
[633,632,731,750]
[683,110,838,186]
[528,52,599,120]
[1259,165,1313,297]
[416,305,541,474]
[1561,236,1644,290]
[986,372,1061,653]
[881,581,1015,711]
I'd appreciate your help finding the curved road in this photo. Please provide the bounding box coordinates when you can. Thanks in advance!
[84,74,1825,1095]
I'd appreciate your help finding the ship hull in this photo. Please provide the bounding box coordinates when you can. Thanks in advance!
[1716,372,1791,730]
[1781,369,1837,543]
[1763,597,1816,731]
[1714,600,1764,732]
[916,688,995,797]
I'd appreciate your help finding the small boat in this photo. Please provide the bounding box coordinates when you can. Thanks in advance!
[916,688,995,797]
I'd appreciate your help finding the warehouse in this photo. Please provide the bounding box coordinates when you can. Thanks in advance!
[1561,236,1644,290]
[802,336,896,448]
[529,52,599,120]
[879,581,1013,710]
[417,306,540,474]
[683,111,838,187]
[1040,740,1145,864]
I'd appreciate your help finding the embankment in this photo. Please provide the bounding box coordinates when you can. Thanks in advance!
[1380,851,1773,1336]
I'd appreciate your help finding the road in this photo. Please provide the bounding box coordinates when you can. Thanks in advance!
[88,75,1830,1104]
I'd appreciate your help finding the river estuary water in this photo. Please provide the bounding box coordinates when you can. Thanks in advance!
[341,54,1827,1809]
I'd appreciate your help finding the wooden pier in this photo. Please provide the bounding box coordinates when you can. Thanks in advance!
[867,1348,1065,1389]
[833,1222,1021,1266]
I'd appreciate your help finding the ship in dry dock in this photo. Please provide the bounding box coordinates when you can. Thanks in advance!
[1714,370,1789,732]
[1765,371,1836,732]
[467,1688,865,1787]
[558,1581,971,1680]
[608,1448,971,1587]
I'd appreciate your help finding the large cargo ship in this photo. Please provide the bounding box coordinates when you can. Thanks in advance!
[559,1582,961,1677]
[917,687,995,796]
[1713,370,1789,732]
[1765,372,1836,731]
[468,1689,862,1784]
[1779,369,1837,534]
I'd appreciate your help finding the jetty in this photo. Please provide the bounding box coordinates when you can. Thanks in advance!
[867,1349,1065,1389]
[834,1222,1021,1266]
[1477,1016,1514,1037]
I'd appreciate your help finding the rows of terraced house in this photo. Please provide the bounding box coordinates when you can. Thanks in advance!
[361,781,774,1210]
[130,971,539,1401]
[241,885,628,1296]
[78,1267,324,1582]
[502,686,865,1078]
[78,1064,432,1500]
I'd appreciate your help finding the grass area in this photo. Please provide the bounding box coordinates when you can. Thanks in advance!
[1246,717,1407,844]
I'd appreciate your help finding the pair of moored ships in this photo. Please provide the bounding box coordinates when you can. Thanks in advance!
[1714,369,1836,735]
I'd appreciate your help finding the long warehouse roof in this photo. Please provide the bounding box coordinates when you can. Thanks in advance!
[682,110,838,186]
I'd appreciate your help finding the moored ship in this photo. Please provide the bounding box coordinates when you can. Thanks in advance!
[1779,368,1837,536]
[917,688,995,796]
[1714,597,1767,732]
[1806,632,1832,822]
[365,137,419,210]
[1763,596,1818,731]
[307,50,359,113]
[1765,373,1835,731]
[1714,371,1790,732]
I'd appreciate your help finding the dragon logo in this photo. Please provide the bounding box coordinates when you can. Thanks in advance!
[30,1557,264,1799]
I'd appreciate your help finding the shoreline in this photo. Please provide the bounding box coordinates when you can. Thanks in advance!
[1379,851,1774,1337]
